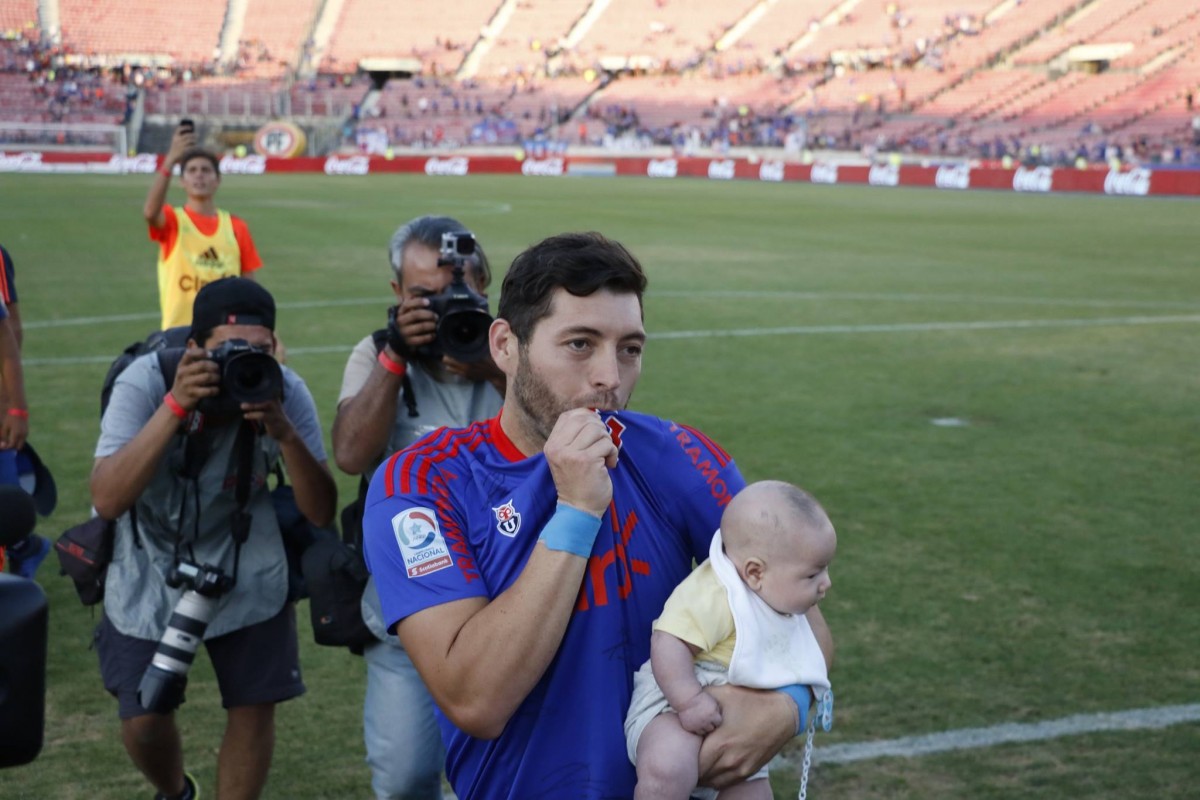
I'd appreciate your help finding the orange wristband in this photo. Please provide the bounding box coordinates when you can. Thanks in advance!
[6,407,28,419]
[377,349,406,377]
[163,392,188,420]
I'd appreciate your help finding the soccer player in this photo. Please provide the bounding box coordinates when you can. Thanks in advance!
[144,122,263,330]
[363,232,832,799]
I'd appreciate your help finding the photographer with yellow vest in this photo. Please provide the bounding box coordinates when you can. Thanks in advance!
[144,121,263,330]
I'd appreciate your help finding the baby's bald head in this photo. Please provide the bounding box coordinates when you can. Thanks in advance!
[722,480,834,564]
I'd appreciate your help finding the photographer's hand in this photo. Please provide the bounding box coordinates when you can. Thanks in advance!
[170,347,220,412]
[240,399,295,443]
[387,297,437,357]
[246,398,337,527]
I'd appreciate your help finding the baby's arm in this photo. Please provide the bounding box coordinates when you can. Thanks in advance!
[650,629,723,735]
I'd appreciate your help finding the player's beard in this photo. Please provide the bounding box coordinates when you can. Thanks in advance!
[511,346,625,444]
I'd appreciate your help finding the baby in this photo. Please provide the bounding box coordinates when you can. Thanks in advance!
[625,480,836,799]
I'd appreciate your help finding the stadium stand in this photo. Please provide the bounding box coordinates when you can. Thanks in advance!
[57,0,225,64]
[236,0,324,78]
[321,0,499,76]
[0,0,1195,165]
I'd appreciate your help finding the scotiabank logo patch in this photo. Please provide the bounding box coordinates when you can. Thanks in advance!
[392,507,453,578]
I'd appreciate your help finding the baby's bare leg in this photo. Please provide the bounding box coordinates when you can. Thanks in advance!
[634,712,704,800]
[715,777,773,799]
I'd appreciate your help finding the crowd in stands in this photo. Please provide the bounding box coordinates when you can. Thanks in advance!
[2,0,1198,169]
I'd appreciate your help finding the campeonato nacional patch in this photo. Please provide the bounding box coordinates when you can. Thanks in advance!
[392,507,453,578]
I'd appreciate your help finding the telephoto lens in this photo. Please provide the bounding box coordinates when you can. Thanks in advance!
[136,588,219,713]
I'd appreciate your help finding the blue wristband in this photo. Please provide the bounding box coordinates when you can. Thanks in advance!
[538,503,603,558]
[777,684,813,735]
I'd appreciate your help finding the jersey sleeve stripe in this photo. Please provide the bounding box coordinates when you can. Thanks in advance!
[676,424,731,467]
[388,423,488,497]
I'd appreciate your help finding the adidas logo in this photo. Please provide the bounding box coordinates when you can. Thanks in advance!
[196,247,221,266]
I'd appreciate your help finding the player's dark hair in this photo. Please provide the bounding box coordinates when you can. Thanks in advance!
[388,215,491,289]
[498,232,647,342]
[179,147,220,175]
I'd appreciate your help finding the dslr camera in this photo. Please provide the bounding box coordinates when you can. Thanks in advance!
[137,559,233,714]
[420,231,493,363]
[199,339,284,416]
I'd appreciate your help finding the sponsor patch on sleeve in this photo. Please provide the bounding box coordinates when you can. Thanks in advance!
[392,506,453,578]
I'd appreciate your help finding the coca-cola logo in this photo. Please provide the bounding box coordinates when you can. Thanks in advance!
[759,160,784,182]
[1013,166,1053,193]
[647,158,677,178]
[1104,168,1151,196]
[0,151,45,172]
[810,163,838,184]
[521,158,565,177]
[869,163,900,187]
[219,155,267,175]
[425,156,469,176]
[707,159,735,180]
[110,153,158,174]
[935,164,970,190]
[324,155,370,176]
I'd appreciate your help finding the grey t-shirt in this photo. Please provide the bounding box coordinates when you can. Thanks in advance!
[96,351,327,640]
[339,334,502,641]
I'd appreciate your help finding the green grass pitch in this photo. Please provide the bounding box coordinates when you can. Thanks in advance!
[2,173,1198,798]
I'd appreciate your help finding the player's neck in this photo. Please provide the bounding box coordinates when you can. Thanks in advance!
[185,196,217,216]
[497,402,544,459]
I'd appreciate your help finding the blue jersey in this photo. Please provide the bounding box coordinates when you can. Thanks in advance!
[363,410,745,800]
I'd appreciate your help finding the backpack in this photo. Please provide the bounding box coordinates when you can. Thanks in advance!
[99,325,191,417]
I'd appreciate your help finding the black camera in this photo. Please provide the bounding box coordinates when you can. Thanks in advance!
[137,560,232,714]
[421,232,492,362]
[199,339,283,416]
[179,118,195,134]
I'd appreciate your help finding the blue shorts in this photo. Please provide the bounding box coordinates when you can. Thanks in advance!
[95,604,305,719]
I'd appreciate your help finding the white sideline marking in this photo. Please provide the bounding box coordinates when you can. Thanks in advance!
[22,314,1200,367]
[650,314,1200,340]
[773,703,1200,767]
[23,291,1200,331]
[654,290,1200,311]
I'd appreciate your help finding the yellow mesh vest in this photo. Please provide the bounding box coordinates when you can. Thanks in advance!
[157,208,242,329]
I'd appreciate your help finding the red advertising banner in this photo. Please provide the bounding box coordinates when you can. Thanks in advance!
[3,150,1197,197]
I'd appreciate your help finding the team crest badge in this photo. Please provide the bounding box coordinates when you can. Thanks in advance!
[392,507,452,578]
[493,499,522,537]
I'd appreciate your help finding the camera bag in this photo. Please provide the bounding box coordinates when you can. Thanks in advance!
[53,516,115,606]
[302,524,374,653]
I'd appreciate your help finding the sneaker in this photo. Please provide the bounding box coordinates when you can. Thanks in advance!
[153,772,200,800]
[8,534,50,579]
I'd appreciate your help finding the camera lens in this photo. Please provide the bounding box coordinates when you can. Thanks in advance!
[438,308,492,362]
[222,351,283,404]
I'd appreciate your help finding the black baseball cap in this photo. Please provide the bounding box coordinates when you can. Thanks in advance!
[190,277,276,339]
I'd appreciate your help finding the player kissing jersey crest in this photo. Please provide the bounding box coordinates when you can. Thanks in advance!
[392,507,453,578]
[492,499,522,537]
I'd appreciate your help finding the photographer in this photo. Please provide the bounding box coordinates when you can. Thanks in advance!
[331,215,503,800]
[90,278,335,800]
[144,121,264,331]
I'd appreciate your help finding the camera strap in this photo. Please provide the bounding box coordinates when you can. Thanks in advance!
[227,420,258,585]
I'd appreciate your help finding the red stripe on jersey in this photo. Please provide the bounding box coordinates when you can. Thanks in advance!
[0,251,11,304]
[393,427,459,497]
[394,424,488,496]
[411,430,485,495]
[487,412,526,463]
[677,424,731,468]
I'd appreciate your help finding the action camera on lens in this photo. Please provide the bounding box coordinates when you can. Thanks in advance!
[423,232,493,363]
